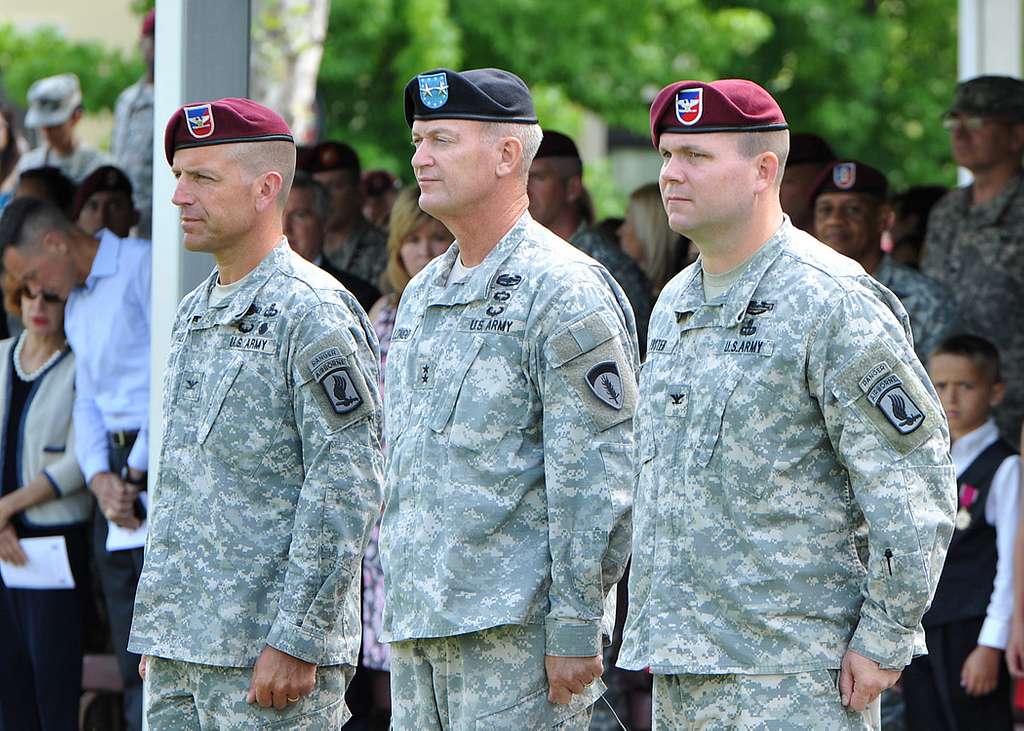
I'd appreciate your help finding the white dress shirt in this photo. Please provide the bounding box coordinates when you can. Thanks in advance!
[951,418,1022,649]
[66,229,151,484]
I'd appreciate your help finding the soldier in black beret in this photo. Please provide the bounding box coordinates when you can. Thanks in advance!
[780,132,835,232]
[382,68,638,729]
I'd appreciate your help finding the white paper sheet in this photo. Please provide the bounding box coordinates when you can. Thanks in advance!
[0,535,75,589]
[105,492,149,552]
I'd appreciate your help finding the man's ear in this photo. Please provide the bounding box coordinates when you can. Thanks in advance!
[253,171,284,213]
[495,136,525,179]
[565,174,584,205]
[753,152,780,195]
[40,228,69,255]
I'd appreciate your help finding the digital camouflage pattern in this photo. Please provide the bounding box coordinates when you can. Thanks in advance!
[390,623,603,730]
[652,671,880,730]
[873,254,958,362]
[324,218,388,288]
[111,79,154,238]
[921,173,1024,439]
[571,224,653,350]
[380,213,637,660]
[129,241,383,668]
[144,656,354,730]
[619,220,956,678]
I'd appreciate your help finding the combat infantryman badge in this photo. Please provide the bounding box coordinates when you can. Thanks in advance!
[418,73,449,109]
[184,103,214,139]
[675,88,703,126]
[586,361,624,410]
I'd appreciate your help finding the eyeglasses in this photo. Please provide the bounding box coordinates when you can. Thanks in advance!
[941,114,1005,132]
[19,286,65,304]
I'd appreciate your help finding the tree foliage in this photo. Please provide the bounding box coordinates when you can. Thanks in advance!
[0,23,143,114]
[319,0,959,205]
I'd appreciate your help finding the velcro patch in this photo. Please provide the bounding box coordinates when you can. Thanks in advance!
[666,386,689,418]
[458,316,526,335]
[180,372,203,401]
[318,367,363,414]
[871,380,925,435]
[586,361,624,410]
[227,334,274,354]
[723,338,774,357]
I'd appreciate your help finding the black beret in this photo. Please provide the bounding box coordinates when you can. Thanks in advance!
[404,68,538,127]
[810,160,888,201]
[948,75,1024,121]
[535,131,580,160]
[787,133,835,166]
[306,141,360,174]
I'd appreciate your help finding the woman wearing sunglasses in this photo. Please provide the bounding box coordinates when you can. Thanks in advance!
[0,277,92,731]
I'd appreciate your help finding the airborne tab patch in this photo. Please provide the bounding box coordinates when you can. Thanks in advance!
[586,361,624,410]
[866,374,925,434]
[320,367,363,414]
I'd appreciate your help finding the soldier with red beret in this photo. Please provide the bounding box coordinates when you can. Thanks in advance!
[73,164,139,239]
[617,79,956,728]
[126,97,382,729]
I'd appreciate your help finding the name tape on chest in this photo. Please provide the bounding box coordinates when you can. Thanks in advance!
[227,334,274,353]
[722,338,774,357]
[459,316,525,335]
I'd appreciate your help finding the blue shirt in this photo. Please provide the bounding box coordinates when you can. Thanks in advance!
[66,229,151,483]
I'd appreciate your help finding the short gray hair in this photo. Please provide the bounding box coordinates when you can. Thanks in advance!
[482,122,543,179]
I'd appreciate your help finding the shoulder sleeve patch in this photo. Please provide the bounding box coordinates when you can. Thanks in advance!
[832,342,940,454]
[296,330,374,432]
[548,314,637,432]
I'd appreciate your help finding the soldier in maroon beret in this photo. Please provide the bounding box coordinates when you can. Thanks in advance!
[73,164,138,238]
[618,80,955,729]
[129,98,382,729]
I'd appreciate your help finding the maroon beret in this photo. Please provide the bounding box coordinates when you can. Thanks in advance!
[810,160,889,201]
[72,165,133,219]
[164,97,293,165]
[362,169,399,196]
[141,10,155,37]
[305,141,360,174]
[649,79,787,146]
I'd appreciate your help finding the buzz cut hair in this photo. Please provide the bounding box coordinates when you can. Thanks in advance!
[482,122,544,179]
[230,140,297,209]
[0,196,72,253]
[931,333,1003,384]
[736,129,791,187]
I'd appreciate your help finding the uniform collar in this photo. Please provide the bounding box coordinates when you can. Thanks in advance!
[425,211,532,307]
[671,217,791,330]
[84,229,121,290]
[958,171,1023,227]
[198,238,292,325]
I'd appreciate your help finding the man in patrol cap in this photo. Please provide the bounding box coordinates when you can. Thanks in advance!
[921,75,1024,440]
[811,159,958,361]
[617,79,956,728]
[381,68,638,729]
[127,98,383,729]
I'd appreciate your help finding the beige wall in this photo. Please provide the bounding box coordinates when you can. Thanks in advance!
[3,0,141,51]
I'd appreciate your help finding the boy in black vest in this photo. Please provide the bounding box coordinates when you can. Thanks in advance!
[904,334,1020,730]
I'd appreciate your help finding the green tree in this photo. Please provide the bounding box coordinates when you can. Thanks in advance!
[318,0,958,212]
[0,23,143,114]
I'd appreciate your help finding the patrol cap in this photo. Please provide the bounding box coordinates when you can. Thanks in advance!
[164,97,293,165]
[947,75,1024,121]
[534,131,581,161]
[649,79,787,147]
[809,160,888,201]
[141,9,155,36]
[404,68,538,127]
[25,73,82,129]
[72,165,134,219]
[305,141,360,174]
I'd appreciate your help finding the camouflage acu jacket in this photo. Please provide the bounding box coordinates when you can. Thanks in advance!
[380,213,637,657]
[619,220,956,675]
[128,241,383,667]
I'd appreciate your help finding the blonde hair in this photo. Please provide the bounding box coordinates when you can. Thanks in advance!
[629,183,678,292]
[383,186,444,297]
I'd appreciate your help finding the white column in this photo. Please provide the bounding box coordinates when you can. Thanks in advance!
[148,0,251,486]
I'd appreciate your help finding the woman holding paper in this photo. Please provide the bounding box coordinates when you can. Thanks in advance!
[0,274,91,731]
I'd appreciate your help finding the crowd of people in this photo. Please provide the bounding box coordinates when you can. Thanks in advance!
[0,9,1022,731]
